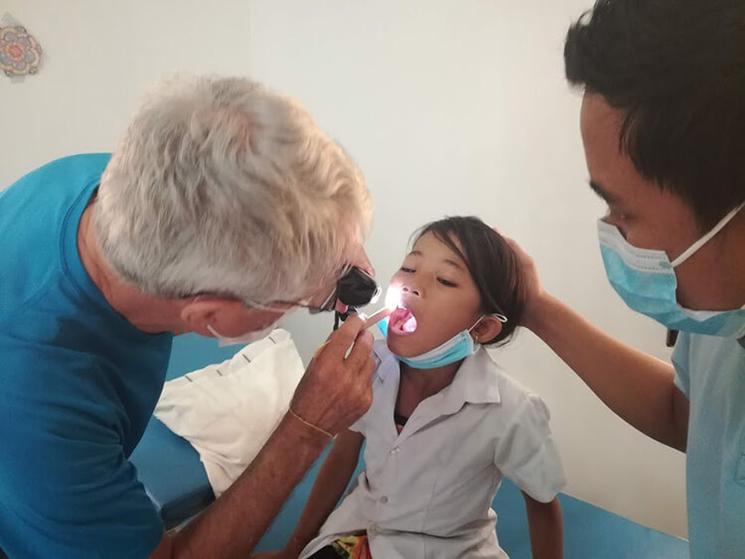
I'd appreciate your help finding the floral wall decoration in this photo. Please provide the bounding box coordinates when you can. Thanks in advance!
[1,14,42,78]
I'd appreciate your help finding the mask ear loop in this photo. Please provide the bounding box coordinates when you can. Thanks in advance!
[467,313,509,344]
[671,202,744,268]
[192,295,221,335]
[468,313,508,330]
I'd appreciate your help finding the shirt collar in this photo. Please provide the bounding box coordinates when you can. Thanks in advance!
[438,347,502,412]
[373,342,502,408]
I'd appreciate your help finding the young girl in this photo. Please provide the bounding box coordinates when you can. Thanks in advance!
[258,216,565,559]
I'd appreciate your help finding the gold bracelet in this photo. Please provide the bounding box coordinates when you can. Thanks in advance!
[288,407,334,439]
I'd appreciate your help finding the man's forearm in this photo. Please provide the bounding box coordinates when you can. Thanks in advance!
[528,294,688,450]
[287,430,364,553]
[160,413,330,559]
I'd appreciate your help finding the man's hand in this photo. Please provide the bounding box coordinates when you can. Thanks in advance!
[291,314,376,436]
[500,232,550,332]
[496,231,688,452]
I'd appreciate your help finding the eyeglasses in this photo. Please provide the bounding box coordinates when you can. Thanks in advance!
[246,284,339,314]
[246,266,380,315]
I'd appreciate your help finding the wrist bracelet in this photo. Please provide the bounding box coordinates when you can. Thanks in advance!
[288,407,334,439]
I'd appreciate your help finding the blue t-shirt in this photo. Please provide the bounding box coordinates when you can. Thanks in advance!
[0,155,173,558]
[673,332,745,558]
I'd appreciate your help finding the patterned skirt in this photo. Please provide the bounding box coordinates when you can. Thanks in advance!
[308,534,371,559]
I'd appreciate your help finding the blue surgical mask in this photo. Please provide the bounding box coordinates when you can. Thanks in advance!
[378,314,507,369]
[598,202,745,338]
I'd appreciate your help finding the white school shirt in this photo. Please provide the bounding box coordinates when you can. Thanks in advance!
[299,341,566,559]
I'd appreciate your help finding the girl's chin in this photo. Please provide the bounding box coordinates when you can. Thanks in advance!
[386,333,427,357]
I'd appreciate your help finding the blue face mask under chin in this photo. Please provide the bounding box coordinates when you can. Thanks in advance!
[378,313,507,369]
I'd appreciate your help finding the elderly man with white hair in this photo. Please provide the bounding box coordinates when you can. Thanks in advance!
[0,77,377,559]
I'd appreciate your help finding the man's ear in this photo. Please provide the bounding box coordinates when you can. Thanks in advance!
[472,315,503,344]
[180,297,244,336]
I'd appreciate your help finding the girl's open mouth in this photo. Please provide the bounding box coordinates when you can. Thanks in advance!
[389,306,418,335]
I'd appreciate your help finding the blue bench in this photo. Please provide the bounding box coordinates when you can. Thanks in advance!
[131,334,689,557]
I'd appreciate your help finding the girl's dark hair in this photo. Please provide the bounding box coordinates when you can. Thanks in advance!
[564,0,745,229]
[414,216,525,346]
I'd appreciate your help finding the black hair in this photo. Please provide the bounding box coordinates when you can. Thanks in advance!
[564,0,745,229]
[414,216,525,346]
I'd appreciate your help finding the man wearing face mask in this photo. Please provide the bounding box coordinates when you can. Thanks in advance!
[507,1,745,557]
[0,77,377,559]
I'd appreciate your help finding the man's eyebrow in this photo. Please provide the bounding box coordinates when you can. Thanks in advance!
[589,180,619,205]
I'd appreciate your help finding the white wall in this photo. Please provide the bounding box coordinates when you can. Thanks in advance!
[0,0,252,175]
[1,0,687,538]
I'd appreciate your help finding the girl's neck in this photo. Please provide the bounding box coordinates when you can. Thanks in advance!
[398,360,462,402]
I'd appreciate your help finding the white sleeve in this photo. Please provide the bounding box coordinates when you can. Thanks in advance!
[494,394,566,503]
[671,332,691,398]
[347,407,369,435]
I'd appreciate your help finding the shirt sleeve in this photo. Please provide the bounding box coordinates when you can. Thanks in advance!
[494,394,566,503]
[347,407,370,435]
[671,332,691,398]
[0,380,163,558]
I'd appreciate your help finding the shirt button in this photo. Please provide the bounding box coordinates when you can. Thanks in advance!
[369,523,378,533]
[380,496,389,504]
[390,446,400,454]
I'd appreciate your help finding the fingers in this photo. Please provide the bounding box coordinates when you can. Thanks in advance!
[361,307,392,329]
[502,237,535,271]
[295,313,377,434]
[321,314,365,360]
[492,227,527,259]
[344,329,374,372]
[367,355,378,380]
[503,236,519,252]
[503,236,529,258]
[312,339,332,361]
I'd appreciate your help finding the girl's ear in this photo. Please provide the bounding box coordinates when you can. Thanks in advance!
[471,315,503,344]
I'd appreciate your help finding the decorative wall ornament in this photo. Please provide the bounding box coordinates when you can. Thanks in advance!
[0,14,42,78]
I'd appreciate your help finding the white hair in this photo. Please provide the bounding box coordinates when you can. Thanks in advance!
[95,76,371,304]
